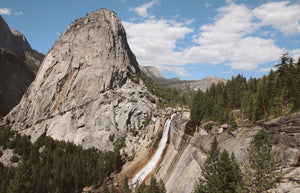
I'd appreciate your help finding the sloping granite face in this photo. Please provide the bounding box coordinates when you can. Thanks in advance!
[5,9,156,150]
[155,112,300,193]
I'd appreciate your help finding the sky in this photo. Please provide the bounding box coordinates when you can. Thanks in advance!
[1,0,300,80]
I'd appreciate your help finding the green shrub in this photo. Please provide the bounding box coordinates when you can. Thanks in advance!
[10,155,19,163]
[7,140,16,149]
[109,134,115,142]
[204,122,214,131]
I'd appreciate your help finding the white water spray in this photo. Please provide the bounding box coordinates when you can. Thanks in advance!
[130,114,176,188]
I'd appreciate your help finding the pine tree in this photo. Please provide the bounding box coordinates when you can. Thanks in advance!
[194,137,220,193]
[149,176,160,193]
[110,185,117,193]
[135,181,146,193]
[8,160,33,193]
[122,176,131,193]
[246,129,280,193]
[158,179,166,193]
[215,151,243,193]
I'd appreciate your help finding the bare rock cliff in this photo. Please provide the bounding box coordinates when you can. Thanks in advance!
[5,9,156,150]
[0,15,32,58]
[0,48,35,116]
[155,112,300,193]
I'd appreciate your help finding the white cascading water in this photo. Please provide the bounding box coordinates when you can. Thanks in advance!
[130,114,176,188]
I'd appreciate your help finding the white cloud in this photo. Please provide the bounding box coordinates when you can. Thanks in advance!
[161,66,191,77]
[123,19,193,68]
[0,8,11,15]
[290,49,300,60]
[13,11,23,16]
[259,67,276,72]
[124,1,285,76]
[187,3,282,70]
[56,32,61,36]
[205,3,213,8]
[253,1,300,35]
[129,1,158,18]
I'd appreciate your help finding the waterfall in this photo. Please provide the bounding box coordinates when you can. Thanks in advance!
[130,114,176,188]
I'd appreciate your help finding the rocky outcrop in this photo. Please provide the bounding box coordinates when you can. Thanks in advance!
[0,48,35,116]
[154,112,300,193]
[140,66,165,80]
[0,15,32,58]
[5,9,156,151]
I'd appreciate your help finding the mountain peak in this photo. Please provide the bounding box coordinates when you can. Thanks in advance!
[6,9,155,151]
[0,15,32,58]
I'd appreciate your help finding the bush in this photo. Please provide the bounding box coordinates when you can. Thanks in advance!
[109,134,115,142]
[10,155,19,163]
[7,140,16,149]
[204,122,214,131]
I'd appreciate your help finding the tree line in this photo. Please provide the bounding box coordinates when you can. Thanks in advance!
[191,54,300,125]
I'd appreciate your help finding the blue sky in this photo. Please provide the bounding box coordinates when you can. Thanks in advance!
[1,0,300,80]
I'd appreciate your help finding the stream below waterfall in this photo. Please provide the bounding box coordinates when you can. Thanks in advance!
[130,114,176,188]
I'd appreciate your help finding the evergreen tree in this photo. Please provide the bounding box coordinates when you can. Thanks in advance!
[110,185,117,193]
[122,176,131,193]
[194,137,220,193]
[135,181,146,193]
[215,151,243,193]
[158,179,166,193]
[246,129,280,193]
[8,160,33,193]
[149,176,160,193]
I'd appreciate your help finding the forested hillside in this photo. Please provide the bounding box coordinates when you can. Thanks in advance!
[190,54,300,125]
[0,126,124,193]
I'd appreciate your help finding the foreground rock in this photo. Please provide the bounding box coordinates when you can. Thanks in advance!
[5,9,156,150]
[153,112,300,193]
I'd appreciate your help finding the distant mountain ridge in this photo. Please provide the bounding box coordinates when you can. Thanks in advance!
[140,66,226,91]
[0,15,40,116]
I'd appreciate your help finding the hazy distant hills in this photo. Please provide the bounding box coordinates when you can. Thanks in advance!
[140,66,226,92]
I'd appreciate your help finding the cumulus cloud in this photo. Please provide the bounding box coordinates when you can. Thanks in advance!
[259,67,277,72]
[290,49,300,60]
[123,19,193,68]
[124,1,289,76]
[14,11,23,16]
[253,1,300,35]
[129,1,158,18]
[161,66,191,77]
[205,3,213,8]
[0,8,11,15]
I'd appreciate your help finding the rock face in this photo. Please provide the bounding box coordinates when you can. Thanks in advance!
[0,15,32,58]
[0,15,44,116]
[0,48,35,116]
[154,112,300,193]
[140,66,165,80]
[5,9,156,150]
